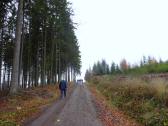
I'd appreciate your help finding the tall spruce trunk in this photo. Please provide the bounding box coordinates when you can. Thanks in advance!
[19,8,25,89]
[0,18,4,90]
[0,29,3,89]
[71,67,73,82]
[55,42,57,83]
[41,20,46,86]
[10,0,23,94]
[7,67,11,89]
[58,42,61,82]
[50,38,55,84]
[35,55,39,87]
[68,66,70,82]
[2,66,6,90]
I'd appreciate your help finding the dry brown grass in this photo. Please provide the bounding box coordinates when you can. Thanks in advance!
[0,85,60,126]
[89,75,168,125]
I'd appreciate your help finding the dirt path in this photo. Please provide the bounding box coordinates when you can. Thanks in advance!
[27,85,103,126]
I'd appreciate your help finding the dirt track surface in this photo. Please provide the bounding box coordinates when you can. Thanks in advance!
[27,85,103,126]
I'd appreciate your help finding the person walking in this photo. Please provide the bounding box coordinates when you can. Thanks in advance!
[59,80,67,99]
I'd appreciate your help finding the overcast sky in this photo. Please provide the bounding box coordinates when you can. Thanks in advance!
[69,0,168,79]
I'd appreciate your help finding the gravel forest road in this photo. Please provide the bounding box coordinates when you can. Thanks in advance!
[27,85,103,126]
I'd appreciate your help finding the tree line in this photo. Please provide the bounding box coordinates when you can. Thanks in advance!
[85,56,168,81]
[0,0,81,94]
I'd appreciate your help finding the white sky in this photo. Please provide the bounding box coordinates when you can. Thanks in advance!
[69,0,168,79]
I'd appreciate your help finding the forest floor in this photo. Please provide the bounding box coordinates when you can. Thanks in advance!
[0,84,65,126]
[0,84,142,126]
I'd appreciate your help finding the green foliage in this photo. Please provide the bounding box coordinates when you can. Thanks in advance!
[85,57,168,81]
[0,120,17,126]
[0,0,81,92]
[89,59,110,76]
[126,63,168,75]
[141,109,168,126]
[85,69,92,81]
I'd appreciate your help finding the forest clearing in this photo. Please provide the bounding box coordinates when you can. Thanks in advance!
[87,75,168,126]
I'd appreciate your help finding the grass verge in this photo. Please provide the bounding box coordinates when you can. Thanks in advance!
[89,75,168,126]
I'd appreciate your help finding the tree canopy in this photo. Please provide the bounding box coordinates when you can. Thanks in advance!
[85,56,168,81]
[0,0,81,94]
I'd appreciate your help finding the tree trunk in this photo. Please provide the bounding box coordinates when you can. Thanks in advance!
[7,67,11,89]
[41,20,46,86]
[66,67,68,81]
[68,66,70,82]
[28,70,31,88]
[35,58,38,87]
[71,67,73,82]
[0,28,3,89]
[58,42,61,82]
[28,3,31,88]
[55,39,58,83]
[10,0,23,94]
[50,38,55,84]
[2,65,6,90]
[0,18,4,90]
[19,6,25,89]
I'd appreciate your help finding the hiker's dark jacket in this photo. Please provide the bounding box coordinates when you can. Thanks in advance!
[59,80,67,90]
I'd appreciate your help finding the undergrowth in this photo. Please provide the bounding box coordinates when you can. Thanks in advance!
[0,85,60,126]
[89,75,168,126]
